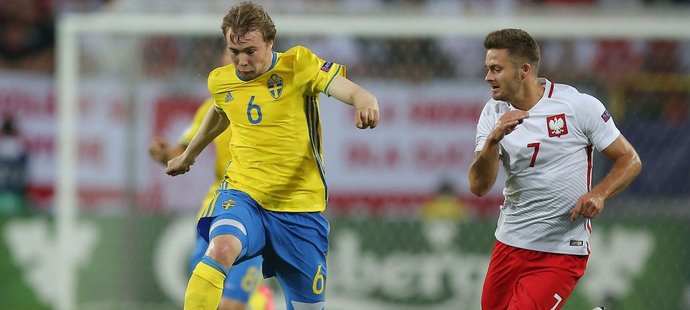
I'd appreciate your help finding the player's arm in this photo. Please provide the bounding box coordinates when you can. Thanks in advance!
[468,110,529,197]
[166,107,230,176]
[148,137,186,166]
[327,75,379,129]
[570,134,641,220]
[468,149,499,198]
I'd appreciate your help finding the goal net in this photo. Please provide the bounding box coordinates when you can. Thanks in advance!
[49,6,690,310]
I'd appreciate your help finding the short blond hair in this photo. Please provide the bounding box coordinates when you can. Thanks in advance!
[221,1,276,44]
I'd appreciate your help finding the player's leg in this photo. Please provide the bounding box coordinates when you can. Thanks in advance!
[481,241,524,310]
[261,211,329,310]
[185,190,266,310]
[218,255,264,310]
[184,234,241,310]
[507,253,588,310]
[189,230,262,310]
[189,233,209,276]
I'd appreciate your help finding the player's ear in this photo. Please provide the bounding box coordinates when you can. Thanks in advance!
[520,63,531,79]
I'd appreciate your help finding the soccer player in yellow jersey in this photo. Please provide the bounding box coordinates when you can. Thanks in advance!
[149,97,273,310]
[165,2,379,310]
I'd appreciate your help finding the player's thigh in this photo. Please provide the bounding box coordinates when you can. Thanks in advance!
[481,241,523,310]
[509,255,587,310]
[200,190,267,262]
[222,255,264,303]
[263,211,329,308]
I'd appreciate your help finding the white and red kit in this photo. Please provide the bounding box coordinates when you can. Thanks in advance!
[476,78,621,309]
[475,78,620,256]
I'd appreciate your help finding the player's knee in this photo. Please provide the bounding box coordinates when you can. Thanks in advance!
[207,235,242,268]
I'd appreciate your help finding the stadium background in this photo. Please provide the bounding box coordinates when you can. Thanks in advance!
[1,0,689,309]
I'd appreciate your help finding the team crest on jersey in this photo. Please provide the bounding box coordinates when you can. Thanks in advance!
[221,199,236,209]
[225,91,234,102]
[546,113,568,137]
[267,74,284,99]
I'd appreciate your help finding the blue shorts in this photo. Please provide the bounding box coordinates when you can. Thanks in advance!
[189,230,263,303]
[198,189,329,307]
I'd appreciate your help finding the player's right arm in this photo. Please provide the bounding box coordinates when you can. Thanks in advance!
[148,137,186,166]
[468,109,528,197]
[166,107,230,176]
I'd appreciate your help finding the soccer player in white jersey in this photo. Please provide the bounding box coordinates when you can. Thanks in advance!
[468,28,642,309]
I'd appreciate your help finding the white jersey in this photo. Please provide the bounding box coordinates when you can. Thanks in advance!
[474,79,620,255]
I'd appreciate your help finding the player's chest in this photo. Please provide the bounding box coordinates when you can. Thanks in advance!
[500,111,586,166]
[220,74,302,125]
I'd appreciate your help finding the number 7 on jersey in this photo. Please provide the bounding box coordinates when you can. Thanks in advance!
[527,142,540,167]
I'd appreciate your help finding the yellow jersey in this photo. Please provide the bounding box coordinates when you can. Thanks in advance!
[208,46,345,212]
[178,97,233,218]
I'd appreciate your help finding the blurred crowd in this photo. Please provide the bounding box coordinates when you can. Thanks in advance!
[125,31,690,124]
[1,0,689,201]
[2,0,689,135]
[0,0,113,73]
[2,0,689,83]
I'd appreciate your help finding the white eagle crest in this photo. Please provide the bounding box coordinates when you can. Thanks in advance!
[549,117,565,135]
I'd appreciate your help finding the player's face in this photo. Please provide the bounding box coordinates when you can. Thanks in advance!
[226,29,274,80]
[484,49,521,102]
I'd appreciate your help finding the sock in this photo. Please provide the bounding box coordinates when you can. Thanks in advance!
[184,256,228,310]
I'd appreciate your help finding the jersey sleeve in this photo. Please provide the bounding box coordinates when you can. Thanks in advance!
[207,67,227,113]
[575,94,620,151]
[475,101,502,152]
[291,46,346,96]
[177,98,214,146]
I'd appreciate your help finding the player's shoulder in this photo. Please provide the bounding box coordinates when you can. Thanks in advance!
[208,64,238,83]
[208,64,239,90]
[283,45,316,57]
[481,99,510,116]
[549,81,602,107]
[550,81,593,100]
[281,45,322,66]
[209,63,234,78]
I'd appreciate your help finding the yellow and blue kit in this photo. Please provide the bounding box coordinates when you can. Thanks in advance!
[179,98,264,304]
[198,46,344,307]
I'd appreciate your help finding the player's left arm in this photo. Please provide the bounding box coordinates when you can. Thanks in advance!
[327,75,379,129]
[570,134,642,220]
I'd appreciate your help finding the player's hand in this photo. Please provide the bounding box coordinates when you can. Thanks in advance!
[354,101,379,129]
[165,154,195,176]
[148,137,171,165]
[570,193,605,221]
[490,110,529,142]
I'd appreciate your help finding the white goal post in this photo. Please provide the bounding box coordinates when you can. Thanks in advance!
[56,11,690,310]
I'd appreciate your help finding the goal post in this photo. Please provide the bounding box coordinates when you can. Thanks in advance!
[56,10,690,310]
